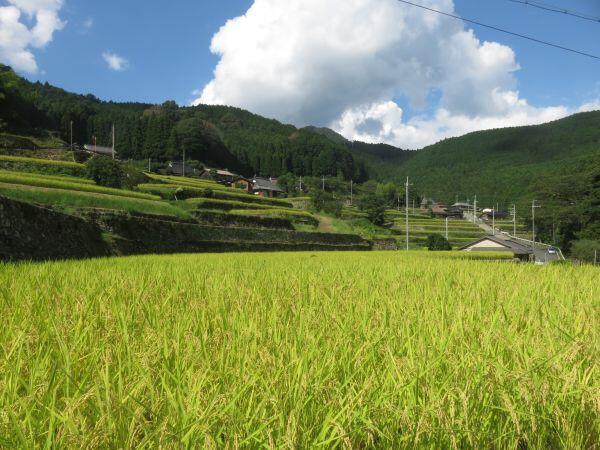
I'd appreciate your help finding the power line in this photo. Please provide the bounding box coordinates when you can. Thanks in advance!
[507,0,600,24]
[395,0,600,60]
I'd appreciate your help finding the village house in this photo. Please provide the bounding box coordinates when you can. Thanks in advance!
[252,177,284,198]
[451,202,471,211]
[199,168,241,184]
[460,236,532,261]
[167,161,199,176]
[233,178,253,192]
[480,209,510,221]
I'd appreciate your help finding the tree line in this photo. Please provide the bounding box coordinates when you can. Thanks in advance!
[0,64,368,180]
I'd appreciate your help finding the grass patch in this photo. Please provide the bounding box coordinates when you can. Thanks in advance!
[0,252,596,447]
[0,155,86,177]
[0,183,188,218]
[0,170,160,201]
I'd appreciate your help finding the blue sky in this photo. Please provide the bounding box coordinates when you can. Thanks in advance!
[1,0,599,147]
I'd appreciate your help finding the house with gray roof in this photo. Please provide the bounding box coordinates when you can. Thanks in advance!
[460,235,532,261]
[252,177,284,198]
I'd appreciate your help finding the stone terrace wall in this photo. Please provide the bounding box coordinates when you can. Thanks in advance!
[0,196,110,261]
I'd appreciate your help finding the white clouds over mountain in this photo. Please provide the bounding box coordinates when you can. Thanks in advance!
[196,0,579,148]
[0,0,64,73]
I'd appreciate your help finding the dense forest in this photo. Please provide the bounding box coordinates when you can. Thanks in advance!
[0,64,368,180]
[356,111,600,206]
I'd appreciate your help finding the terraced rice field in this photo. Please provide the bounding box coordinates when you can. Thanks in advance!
[0,251,597,447]
[390,209,485,247]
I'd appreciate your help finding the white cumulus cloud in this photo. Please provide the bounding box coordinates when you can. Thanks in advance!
[0,0,64,73]
[195,0,596,148]
[102,51,128,71]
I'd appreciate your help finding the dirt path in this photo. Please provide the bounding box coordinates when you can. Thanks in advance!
[317,215,335,233]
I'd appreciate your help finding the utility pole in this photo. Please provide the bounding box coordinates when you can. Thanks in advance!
[322,175,325,191]
[445,216,449,240]
[532,200,541,259]
[397,195,400,211]
[111,124,115,160]
[405,177,411,251]
[512,204,516,236]
[350,180,353,206]
[473,195,477,223]
[492,208,495,236]
[70,120,73,151]
[299,176,303,192]
[182,148,185,177]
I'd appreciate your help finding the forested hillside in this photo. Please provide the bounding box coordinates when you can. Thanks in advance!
[361,112,600,205]
[0,64,368,180]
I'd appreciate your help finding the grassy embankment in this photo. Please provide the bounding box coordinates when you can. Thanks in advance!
[0,251,597,447]
[0,162,189,218]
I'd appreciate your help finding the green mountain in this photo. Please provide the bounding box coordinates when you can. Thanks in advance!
[0,64,368,181]
[348,112,600,207]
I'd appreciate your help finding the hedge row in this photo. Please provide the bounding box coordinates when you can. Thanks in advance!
[138,183,293,207]
[145,173,229,190]
[0,155,87,177]
[230,208,319,226]
[192,210,294,230]
[186,198,277,211]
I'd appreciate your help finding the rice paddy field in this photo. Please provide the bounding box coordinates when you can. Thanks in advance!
[0,251,598,448]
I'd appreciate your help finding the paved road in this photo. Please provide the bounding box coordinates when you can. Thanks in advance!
[463,212,562,262]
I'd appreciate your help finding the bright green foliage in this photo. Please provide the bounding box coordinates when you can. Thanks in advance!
[0,252,597,447]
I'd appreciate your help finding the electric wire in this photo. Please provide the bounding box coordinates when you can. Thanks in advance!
[507,0,600,23]
[395,0,600,60]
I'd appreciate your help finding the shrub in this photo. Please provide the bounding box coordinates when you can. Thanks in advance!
[86,156,124,188]
[426,234,452,251]
[121,162,151,189]
[569,239,600,263]
[311,190,343,218]
[357,194,387,226]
